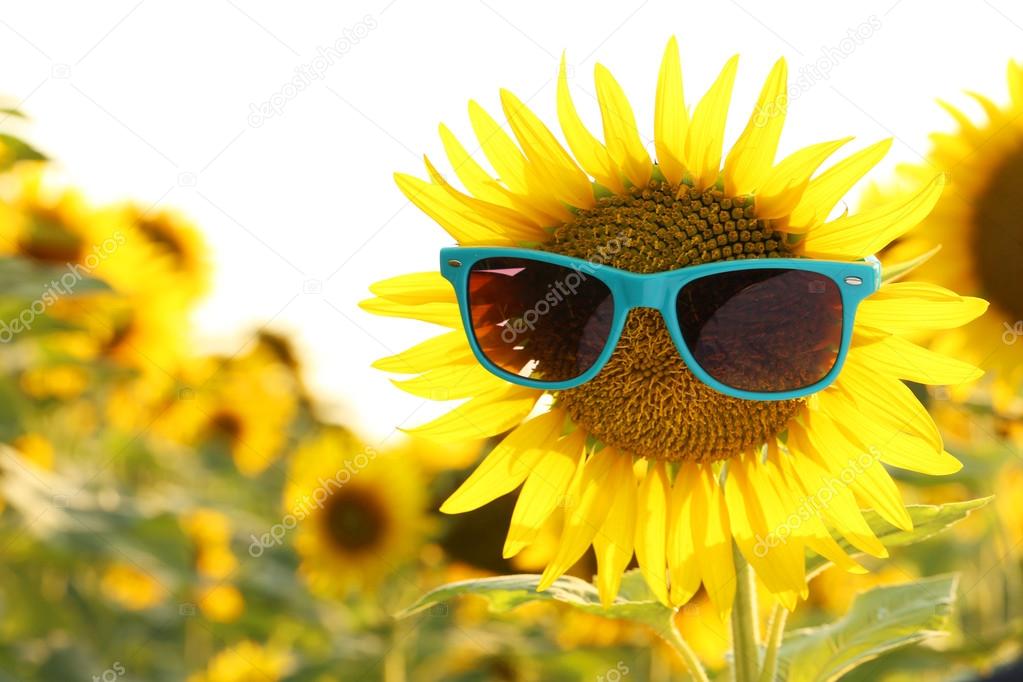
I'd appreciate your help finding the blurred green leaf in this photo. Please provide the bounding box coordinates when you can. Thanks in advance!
[399,569,671,631]
[0,132,46,168]
[0,107,27,119]
[777,573,958,682]
[0,257,109,300]
[808,498,991,578]
[398,568,662,621]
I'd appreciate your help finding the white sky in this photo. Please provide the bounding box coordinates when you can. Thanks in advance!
[0,0,1018,440]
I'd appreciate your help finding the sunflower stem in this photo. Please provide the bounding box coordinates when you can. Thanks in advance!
[730,544,761,682]
[383,620,407,682]
[757,602,788,682]
[656,616,710,682]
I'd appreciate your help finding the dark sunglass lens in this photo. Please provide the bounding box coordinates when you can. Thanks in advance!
[676,269,843,393]
[466,257,614,383]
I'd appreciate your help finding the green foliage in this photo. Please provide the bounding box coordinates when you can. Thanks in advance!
[778,574,958,682]
[0,131,46,169]
[808,498,991,577]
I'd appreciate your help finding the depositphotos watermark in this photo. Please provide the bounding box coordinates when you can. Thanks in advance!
[754,15,882,127]
[247,15,378,127]
[499,235,631,345]
[596,661,630,682]
[0,231,125,344]
[248,446,378,556]
[92,662,125,682]
[1002,320,1023,345]
[752,445,882,558]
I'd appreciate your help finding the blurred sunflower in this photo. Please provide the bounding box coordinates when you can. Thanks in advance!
[187,640,290,682]
[101,203,209,303]
[154,352,298,476]
[196,583,245,623]
[182,508,239,580]
[100,561,167,611]
[363,39,988,611]
[877,61,1023,413]
[0,166,195,376]
[285,428,429,598]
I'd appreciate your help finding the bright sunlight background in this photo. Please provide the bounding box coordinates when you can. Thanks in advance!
[1,0,1017,443]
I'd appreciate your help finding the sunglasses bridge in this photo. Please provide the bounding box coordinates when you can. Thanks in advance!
[591,267,677,311]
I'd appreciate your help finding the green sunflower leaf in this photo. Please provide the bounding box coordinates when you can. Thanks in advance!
[0,132,47,169]
[776,573,958,682]
[398,569,670,627]
[807,497,990,578]
[0,257,110,301]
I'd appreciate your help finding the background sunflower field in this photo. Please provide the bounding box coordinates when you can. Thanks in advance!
[1,1,1022,681]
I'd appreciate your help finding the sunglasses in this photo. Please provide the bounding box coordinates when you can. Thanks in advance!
[439,247,881,401]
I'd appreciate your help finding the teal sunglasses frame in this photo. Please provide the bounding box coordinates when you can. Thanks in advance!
[439,247,881,401]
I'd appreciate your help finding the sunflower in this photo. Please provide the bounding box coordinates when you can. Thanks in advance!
[285,427,429,598]
[362,39,987,611]
[100,561,167,611]
[0,166,193,376]
[874,61,1023,414]
[153,352,298,476]
[102,203,210,303]
[186,640,290,682]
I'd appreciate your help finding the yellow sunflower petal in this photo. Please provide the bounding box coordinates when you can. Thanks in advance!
[857,282,989,333]
[593,460,638,606]
[468,100,531,194]
[802,174,946,259]
[438,123,514,207]
[372,331,474,374]
[557,54,624,193]
[539,446,623,590]
[359,297,461,328]
[500,89,595,209]
[725,455,804,598]
[654,36,688,185]
[755,138,852,220]
[787,424,888,557]
[772,448,867,574]
[725,455,779,585]
[838,361,941,448]
[392,363,509,400]
[803,410,912,531]
[369,271,452,304]
[821,383,961,477]
[468,101,573,224]
[394,172,510,245]
[848,334,983,385]
[440,408,565,513]
[406,386,541,444]
[667,464,701,606]
[685,55,739,191]
[1009,60,1023,106]
[594,64,653,188]
[788,139,892,229]
[724,57,787,196]
[634,461,671,604]
[504,429,586,557]
[760,458,810,597]
[423,156,546,240]
[693,464,735,616]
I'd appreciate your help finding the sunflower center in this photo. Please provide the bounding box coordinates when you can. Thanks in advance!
[972,147,1023,321]
[542,181,803,463]
[19,210,84,263]
[208,410,243,443]
[321,488,389,553]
